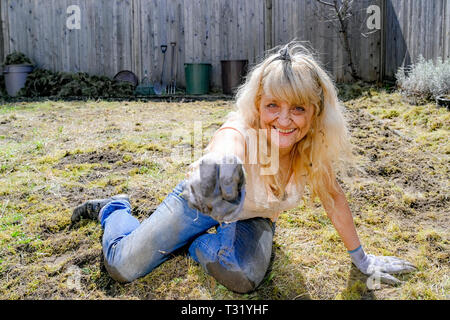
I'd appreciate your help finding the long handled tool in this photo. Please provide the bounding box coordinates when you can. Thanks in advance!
[154,45,167,95]
[168,42,177,94]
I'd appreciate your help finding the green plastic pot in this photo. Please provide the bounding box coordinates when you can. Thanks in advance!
[184,63,211,95]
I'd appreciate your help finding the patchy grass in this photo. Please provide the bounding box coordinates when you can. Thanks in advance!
[0,91,448,300]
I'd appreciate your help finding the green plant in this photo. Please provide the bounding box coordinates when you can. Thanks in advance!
[17,69,135,98]
[396,56,450,104]
[3,51,33,66]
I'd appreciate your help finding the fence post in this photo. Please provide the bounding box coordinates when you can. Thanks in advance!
[443,0,449,60]
[0,0,3,68]
[380,0,387,82]
[264,0,273,53]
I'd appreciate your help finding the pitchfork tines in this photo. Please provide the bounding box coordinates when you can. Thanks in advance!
[168,42,177,95]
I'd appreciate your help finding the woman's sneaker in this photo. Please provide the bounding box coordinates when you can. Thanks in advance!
[71,194,130,223]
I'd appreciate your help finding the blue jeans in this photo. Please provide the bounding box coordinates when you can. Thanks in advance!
[100,180,275,293]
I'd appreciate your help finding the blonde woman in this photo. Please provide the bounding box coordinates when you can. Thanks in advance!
[72,42,416,293]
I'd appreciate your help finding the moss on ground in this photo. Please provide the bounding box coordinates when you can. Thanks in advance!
[0,90,448,300]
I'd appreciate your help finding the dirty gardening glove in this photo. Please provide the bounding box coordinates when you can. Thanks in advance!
[349,245,417,286]
[181,152,246,223]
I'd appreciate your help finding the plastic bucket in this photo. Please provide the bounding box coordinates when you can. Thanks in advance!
[221,60,248,95]
[184,63,211,95]
[3,64,34,96]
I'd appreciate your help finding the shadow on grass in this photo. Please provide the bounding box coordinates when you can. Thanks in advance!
[251,245,312,300]
[340,265,377,300]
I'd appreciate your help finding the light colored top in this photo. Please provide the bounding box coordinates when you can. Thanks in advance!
[198,111,306,222]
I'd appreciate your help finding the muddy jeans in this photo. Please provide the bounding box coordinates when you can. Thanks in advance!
[99,180,275,293]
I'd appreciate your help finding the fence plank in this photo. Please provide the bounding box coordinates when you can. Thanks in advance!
[1,0,448,86]
[445,0,450,60]
[384,0,449,80]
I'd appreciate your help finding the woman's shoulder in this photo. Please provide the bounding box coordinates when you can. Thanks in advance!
[217,111,253,141]
[222,111,248,128]
[203,111,247,162]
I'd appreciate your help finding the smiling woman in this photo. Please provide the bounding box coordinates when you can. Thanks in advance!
[71,41,416,294]
[232,43,352,209]
[259,95,314,151]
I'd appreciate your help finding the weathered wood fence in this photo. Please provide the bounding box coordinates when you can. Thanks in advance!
[0,0,449,87]
[384,0,450,80]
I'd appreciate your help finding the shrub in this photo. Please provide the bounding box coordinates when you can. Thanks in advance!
[396,56,450,104]
[17,69,135,98]
[3,51,33,66]
[0,52,135,99]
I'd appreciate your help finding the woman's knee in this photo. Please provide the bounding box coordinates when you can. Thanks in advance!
[194,246,269,293]
[205,258,261,293]
[191,219,274,293]
[103,257,137,283]
[103,243,155,283]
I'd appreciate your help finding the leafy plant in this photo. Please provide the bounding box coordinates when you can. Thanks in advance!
[17,69,135,98]
[396,56,450,104]
[3,51,33,66]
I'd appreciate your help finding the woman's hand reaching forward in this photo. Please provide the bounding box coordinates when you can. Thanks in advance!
[182,152,246,223]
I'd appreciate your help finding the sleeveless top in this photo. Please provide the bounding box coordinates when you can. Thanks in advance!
[189,111,306,222]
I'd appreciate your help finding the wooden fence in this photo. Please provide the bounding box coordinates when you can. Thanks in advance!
[384,0,450,80]
[0,0,449,87]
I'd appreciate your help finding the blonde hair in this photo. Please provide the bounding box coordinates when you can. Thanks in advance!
[234,41,354,208]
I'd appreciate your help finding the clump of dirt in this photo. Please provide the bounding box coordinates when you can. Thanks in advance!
[58,184,119,208]
[55,150,124,169]
[0,114,24,142]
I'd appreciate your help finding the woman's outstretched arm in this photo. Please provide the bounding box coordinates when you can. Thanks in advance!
[320,180,361,251]
[321,178,416,286]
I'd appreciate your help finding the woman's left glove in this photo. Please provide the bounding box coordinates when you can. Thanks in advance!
[349,245,417,285]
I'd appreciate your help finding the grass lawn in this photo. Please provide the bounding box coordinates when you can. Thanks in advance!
[0,85,448,300]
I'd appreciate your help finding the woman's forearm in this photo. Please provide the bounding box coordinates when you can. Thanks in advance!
[322,184,361,251]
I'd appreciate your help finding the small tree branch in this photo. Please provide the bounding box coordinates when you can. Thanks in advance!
[314,0,361,80]
[316,0,335,7]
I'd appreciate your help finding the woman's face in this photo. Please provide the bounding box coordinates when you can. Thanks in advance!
[259,93,315,153]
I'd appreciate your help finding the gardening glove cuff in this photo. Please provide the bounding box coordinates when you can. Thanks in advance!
[348,245,369,272]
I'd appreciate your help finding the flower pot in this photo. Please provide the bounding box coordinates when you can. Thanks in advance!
[184,63,211,95]
[221,60,248,95]
[436,95,450,110]
[3,64,34,96]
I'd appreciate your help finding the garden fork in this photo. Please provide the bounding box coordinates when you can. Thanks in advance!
[168,42,177,94]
